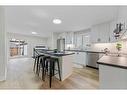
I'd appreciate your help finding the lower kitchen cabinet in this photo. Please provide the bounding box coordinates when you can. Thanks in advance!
[73,52,87,66]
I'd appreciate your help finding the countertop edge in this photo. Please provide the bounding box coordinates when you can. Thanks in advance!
[65,50,105,53]
[97,56,127,69]
[97,57,127,69]
[36,50,75,57]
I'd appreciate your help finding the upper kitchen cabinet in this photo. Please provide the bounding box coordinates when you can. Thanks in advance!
[76,34,83,49]
[74,29,91,49]
[91,24,100,43]
[58,32,66,39]
[65,32,74,44]
[82,33,91,49]
[91,22,110,43]
[109,20,118,42]
[99,22,110,43]
[58,32,74,49]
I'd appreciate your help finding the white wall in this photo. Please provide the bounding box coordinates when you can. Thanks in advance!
[8,33,47,58]
[0,7,7,81]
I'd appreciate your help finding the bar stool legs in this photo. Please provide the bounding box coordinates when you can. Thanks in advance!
[33,57,37,71]
[41,57,46,81]
[47,58,61,88]
[36,56,40,76]
[56,59,61,81]
[49,59,53,88]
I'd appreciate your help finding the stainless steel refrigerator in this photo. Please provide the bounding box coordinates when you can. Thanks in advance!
[57,38,65,52]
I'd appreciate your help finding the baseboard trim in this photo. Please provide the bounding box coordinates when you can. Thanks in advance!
[86,65,99,69]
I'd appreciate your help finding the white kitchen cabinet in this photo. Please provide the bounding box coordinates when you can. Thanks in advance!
[73,33,77,47]
[58,32,66,39]
[73,52,86,66]
[99,23,110,43]
[82,34,90,49]
[58,32,74,49]
[99,64,127,89]
[76,34,83,48]
[109,20,118,42]
[74,30,91,49]
[91,22,110,43]
[65,32,74,44]
[91,25,100,43]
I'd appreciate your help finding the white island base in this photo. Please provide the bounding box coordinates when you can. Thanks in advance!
[56,55,73,81]
[99,64,127,89]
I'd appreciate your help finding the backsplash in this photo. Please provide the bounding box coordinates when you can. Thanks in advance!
[90,41,127,53]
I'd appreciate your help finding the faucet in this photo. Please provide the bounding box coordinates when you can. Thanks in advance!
[104,48,110,55]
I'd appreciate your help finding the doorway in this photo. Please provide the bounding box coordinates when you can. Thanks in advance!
[10,39,28,57]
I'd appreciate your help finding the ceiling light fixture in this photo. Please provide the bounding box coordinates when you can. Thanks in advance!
[53,19,62,24]
[32,32,37,35]
[11,38,16,41]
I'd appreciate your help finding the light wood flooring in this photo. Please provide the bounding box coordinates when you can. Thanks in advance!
[0,58,99,89]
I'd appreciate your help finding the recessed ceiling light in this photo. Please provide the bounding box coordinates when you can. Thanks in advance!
[32,32,37,35]
[15,43,20,45]
[53,19,62,24]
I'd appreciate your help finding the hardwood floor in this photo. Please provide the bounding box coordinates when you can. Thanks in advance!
[0,58,99,89]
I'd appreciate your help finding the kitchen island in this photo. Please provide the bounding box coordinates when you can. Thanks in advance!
[97,55,127,89]
[35,49,74,81]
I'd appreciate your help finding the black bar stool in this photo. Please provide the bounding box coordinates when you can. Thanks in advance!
[40,56,50,81]
[33,55,37,71]
[33,55,44,76]
[44,57,61,88]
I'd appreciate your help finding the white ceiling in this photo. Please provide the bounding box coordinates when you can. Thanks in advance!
[5,6,118,37]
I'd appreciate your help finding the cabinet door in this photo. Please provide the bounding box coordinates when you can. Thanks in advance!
[91,22,110,43]
[109,20,117,42]
[76,34,83,48]
[82,35,90,49]
[80,52,87,66]
[65,32,73,44]
[91,25,100,43]
[73,52,86,66]
[99,23,110,43]
[73,52,81,64]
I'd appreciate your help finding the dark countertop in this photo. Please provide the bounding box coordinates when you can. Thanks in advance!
[35,50,75,57]
[97,55,127,69]
[65,49,105,53]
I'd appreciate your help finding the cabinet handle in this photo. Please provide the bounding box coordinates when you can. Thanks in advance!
[97,38,101,42]
[109,37,110,42]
